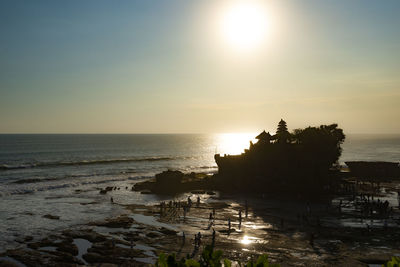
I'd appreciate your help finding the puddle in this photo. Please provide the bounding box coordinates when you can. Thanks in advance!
[135,243,156,251]
[73,238,92,265]
[238,235,264,245]
[131,214,177,231]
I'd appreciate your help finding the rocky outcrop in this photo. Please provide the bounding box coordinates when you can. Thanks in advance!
[133,170,214,195]
[88,215,134,229]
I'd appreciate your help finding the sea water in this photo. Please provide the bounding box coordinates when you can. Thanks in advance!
[0,133,399,251]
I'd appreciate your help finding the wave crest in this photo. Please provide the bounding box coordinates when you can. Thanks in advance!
[0,156,175,171]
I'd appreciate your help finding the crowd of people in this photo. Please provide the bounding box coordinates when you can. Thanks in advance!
[156,195,252,257]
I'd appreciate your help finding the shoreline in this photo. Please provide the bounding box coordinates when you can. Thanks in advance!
[1,176,400,266]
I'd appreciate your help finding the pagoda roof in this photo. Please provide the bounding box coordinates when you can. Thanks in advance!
[256,130,272,140]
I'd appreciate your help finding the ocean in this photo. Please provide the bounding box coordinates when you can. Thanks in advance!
[0,133,399,251]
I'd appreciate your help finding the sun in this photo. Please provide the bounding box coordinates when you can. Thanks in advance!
[220,0,269,52]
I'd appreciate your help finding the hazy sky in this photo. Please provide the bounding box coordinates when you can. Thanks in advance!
[1,0,399,134]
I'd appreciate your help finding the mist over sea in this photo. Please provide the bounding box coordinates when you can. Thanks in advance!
[0,133,399,251]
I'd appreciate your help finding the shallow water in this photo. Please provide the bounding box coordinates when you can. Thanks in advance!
[73,238,92,265]
[131,214,178,231]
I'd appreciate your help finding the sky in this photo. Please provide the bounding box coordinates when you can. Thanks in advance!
[0,0,399,134]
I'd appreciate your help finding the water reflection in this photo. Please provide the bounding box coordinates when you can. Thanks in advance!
[240,235,252,245]
[215,133,256,155]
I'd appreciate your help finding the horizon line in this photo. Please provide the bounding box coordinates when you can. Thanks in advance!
[0,132,400,135]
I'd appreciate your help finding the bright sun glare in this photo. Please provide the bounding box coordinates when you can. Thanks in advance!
[220,0,269,52]
[216,133,256,155]
[240,235,252,245]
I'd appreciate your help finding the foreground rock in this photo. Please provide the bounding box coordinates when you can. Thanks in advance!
[89,215,134,228]
[133,170,215,195]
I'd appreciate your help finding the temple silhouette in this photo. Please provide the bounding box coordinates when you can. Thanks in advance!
[214,120,346,193]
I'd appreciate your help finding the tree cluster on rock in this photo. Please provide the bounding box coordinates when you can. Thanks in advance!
[214,120,345,193]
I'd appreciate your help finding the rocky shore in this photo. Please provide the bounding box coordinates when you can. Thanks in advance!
[132,170,215,195]
[1,174,400,266]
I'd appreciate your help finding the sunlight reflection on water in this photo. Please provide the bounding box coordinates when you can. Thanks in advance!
[240,235,252,245]
[215,133,257,155]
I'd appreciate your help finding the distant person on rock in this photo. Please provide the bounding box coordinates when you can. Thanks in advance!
[239,210,242,229]
[245,200,248,218]
[197,232,202,246]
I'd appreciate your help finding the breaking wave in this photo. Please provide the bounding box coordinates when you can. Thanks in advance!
[1,175,155,196]
[0,156,176,171]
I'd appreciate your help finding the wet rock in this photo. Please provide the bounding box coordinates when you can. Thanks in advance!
[146,232,161,238]
[80,201,98,205]
[56,241,78,256]
[83,245,141,265]
[0,259,20,267]
[83,252,124,265]
[62,229,106,243]
[100,186,114,194]
[155,170,183,185]
[89,215,134,229]
[358,255,392,265]
[82,252,104,264]
[43,214,60,220]
[3,249,48,266]
[133,180,156,192]
[218,229,236,234]
[159,227,177,236]
[191,190,205,194]
[122,236,141,242]
[27,238,54,249]
[47,250,83,265]
[24,236,33,242]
